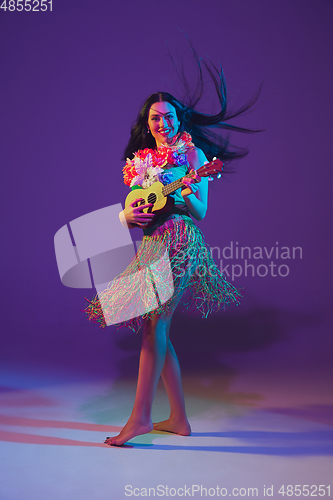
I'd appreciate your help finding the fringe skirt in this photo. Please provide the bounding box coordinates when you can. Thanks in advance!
[83,215,241,332]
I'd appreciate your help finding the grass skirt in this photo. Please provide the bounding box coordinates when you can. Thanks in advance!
[83,215,241,332]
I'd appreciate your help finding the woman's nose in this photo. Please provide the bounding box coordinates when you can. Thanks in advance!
[160,117,168,128]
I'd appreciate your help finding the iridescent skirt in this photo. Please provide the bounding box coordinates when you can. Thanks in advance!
[83,215,241,332]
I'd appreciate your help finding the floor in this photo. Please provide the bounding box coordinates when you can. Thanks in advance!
[0,362,332,500]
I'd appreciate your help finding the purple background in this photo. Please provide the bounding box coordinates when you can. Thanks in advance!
[1,0,332,385]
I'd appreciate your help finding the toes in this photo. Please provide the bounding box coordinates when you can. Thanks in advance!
[106,440,123,447]
[104,436,123,446]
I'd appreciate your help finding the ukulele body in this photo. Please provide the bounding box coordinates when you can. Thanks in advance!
[125,182,176,229]
[125,182,175,214]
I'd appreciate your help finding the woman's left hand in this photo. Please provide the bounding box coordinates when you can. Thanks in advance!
[181,169,201,197]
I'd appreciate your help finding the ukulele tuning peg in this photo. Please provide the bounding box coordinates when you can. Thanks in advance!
[212,157,217,161]
[208,176,214,181]
[217,173,222,179]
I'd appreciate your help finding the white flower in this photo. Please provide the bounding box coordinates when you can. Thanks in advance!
[130,153,164,188]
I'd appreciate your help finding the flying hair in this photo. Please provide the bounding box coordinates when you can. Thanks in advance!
[123,43,262,171]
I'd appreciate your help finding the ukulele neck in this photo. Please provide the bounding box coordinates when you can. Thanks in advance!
[161,174,194,197]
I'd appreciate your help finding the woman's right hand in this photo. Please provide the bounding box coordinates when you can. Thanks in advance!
[120,198,156,228]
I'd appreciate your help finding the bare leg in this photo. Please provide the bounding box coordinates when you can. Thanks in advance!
[104,283,194,446]
[105,289,186,446]
[153,318,191,435]
[105,315,168,446]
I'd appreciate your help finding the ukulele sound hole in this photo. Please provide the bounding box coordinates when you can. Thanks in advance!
[133,199,145,208]
[147,193,157,204]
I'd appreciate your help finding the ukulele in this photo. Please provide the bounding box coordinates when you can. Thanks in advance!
[125,158,223,227]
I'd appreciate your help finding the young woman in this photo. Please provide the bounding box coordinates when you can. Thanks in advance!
[85,61,259,446]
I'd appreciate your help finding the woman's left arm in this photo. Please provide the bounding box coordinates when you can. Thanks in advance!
[181,147,209,221]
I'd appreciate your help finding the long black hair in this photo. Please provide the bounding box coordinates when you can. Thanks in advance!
[123,54,261,166]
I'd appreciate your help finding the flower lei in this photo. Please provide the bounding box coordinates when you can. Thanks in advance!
[123,132,194,188]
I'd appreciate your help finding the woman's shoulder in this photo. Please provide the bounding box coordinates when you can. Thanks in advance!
[187,146,208,170]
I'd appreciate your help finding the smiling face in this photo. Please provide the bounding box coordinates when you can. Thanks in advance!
[147,101,180,148]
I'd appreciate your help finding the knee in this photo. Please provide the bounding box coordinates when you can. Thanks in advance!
[143,314,172,341]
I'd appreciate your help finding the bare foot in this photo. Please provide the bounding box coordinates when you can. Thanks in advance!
[104,418,153,446]
[153,418,191,436]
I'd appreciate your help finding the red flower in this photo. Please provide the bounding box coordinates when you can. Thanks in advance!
[122,161,138,187]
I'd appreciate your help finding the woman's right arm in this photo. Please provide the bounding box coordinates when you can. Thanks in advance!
[119,198,156,229]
